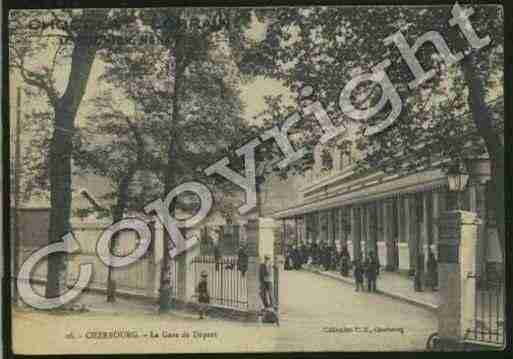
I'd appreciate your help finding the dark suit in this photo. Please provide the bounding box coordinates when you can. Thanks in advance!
[259,262,273,308]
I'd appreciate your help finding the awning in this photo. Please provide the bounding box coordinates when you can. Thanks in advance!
[273,168,448,219]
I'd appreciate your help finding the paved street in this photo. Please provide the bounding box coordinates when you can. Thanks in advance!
[275,269,437,351]
[13,270,437,354]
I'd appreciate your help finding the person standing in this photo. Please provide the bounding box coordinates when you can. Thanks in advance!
[426,248,437,291]
[392,236,400,271]
[353,259,364,292]
[214,241,221,271]
[237,244,248,277]
[196,270,210,319]
[259,255,273,308]
[414,250,425,292]
[365,251,379,292]
[339,245,351,277]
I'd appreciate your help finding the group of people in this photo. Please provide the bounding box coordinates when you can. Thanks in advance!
[284,241,439,294]
[284,242,343,271]
[352,251,380,292]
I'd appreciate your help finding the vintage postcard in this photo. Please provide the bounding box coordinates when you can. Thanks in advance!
[6,3,505,354]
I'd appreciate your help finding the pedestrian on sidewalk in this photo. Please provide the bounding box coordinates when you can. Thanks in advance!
[414,250,425,292]
[365,251,379,292]
[353,259,364,292]
[339,245,351,277]
[196,270,210,319]
[237,244,248,277]
[259,255,274,308]
[426,248,437,291]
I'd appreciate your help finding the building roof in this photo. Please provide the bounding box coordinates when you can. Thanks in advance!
[273,167,451,219]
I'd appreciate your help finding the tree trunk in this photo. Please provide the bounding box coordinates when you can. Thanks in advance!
[160,24,186,312]
[106,168,136,302]
[461,53,504,261]
[45,25,101,299]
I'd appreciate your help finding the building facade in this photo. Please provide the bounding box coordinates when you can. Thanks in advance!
[272,140,502,279]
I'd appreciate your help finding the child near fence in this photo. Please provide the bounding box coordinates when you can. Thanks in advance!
[196,270,210,319]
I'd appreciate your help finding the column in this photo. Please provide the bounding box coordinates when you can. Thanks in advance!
[351,206,362,261]
[301,215,307,244]
[361,205,367,258]
[421,192,429,277]
[471,182,487,277]
[438,211,480,349]
[432,190,441,257]
[369,203,378,258]
[340,207,348,247]
[282,219,287,248]
[397,196,406,270]
[327,209,333,245]
[405,195,416,276]
[150,220,163,299]
[317,211,322,243]
[176,250,187,307]
[383,199,394,271]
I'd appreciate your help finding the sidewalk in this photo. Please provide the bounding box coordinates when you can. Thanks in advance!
[302,266,439,313]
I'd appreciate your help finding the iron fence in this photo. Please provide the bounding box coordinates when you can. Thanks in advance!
[191,255,247,310]
[465,274,504,346]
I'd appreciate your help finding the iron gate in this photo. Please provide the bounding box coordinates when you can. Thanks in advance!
[191,256,248,310]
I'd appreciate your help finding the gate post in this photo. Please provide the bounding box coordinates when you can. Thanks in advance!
[245,219,260,321]
[438,210,480,349]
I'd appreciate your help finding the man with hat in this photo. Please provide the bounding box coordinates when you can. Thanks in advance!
[259,255,274,308]
[196,270,210,319]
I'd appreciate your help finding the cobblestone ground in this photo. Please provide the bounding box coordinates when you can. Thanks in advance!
[12,270,437,354]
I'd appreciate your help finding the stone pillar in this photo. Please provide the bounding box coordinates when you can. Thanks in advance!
[301,215,307,245]
[383,200,394,271]
[351,206,362,261]
[421,192,429,277]
[317,211,322,243]
[369,203,378,257]
[150,220,163,298]
[245,219,260,320]
[468,182,487,277]
[432,190,441,258]
[404,196,415,275]
[360,206,367,258]
[176,252,187,306]
[438,211,480,348]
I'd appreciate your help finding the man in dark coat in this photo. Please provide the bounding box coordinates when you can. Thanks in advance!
[259,255,273,308]
[311,242,319,266]
[426,248,438,291]
[365,251,379,292]
[339,245,351,277]
[353,259,364,292]
[414,250,425,292]
[196,270,210,319]
[214,241,221,271]
[237,244,248,277]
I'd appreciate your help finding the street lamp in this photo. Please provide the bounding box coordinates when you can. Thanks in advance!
[447,161,470,209]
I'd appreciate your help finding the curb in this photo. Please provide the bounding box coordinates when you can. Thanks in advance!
[304,268,439,313]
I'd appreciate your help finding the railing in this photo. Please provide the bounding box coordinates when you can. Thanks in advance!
[465,274,504,346]
[191,256,247,310]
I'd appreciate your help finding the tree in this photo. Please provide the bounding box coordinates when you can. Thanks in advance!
[9,9,124,298]
[73,91,163,302]
[247,5,505,259]
[94,8,256,311]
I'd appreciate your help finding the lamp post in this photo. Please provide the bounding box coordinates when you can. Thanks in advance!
[447,161,470,210]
